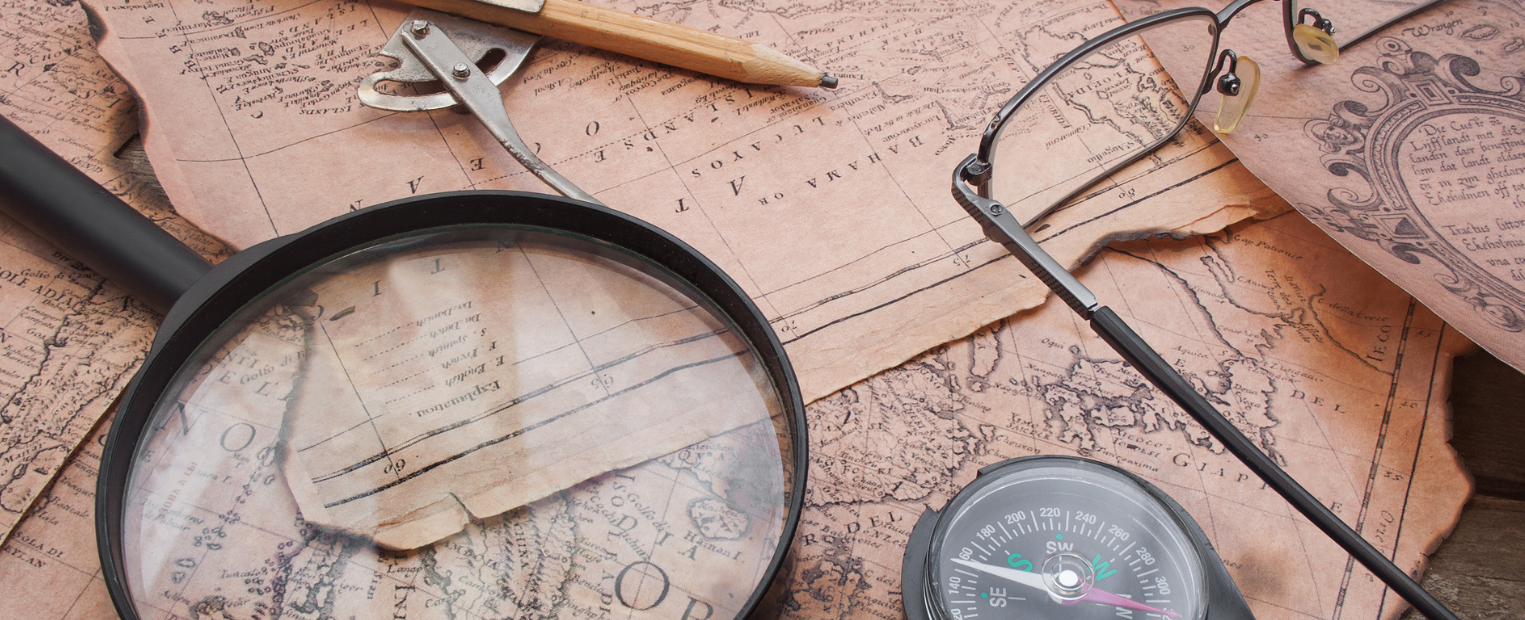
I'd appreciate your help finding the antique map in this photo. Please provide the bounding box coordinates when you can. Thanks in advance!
[100,212,1467,620]
[0,221,156,538]
[0,0,164,544]
[0,143,228,620]
[0,0,1475,619]
[84,0,1289,401]
[0,413,119,620]
[273,231,780,549]
[783,212,1468,620]
[0,0,229,600]
[0,0,137,180]
[1115,0,1525,374]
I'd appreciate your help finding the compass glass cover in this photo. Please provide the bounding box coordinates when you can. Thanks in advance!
[926,459,1207,620]
[122,225,794,620]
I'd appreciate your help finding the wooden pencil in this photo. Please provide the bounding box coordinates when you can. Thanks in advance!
[397,0,839,88]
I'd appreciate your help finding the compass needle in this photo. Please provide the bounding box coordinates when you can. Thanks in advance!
[950,558,1048,592]
[904,457,1256,620]
[1068,585,1181,618]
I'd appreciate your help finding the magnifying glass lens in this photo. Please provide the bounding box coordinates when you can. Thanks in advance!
[122,225,793,620]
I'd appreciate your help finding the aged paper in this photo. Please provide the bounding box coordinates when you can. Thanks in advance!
[107,211,1470,620]
[0,218,156,541]
[1115,0,1525,374]
[0,150,228,615]
[780,212,1470,620]
[0,414,117,620]
[85,0,1289,402]
[0,0,231,547]
[122,295,793,620]
[0,150,228,617]
[0,0,136,183]
[0,0,144,542]
[271,232,778,548]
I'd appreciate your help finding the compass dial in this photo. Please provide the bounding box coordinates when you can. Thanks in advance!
[924,458,1208,620]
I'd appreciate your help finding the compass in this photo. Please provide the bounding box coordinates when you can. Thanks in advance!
[902,456,1254,620]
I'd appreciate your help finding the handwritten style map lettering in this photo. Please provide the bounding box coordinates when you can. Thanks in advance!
[1117,0,1525,374]
[125,295,790,620]
[0,0,1472,619]
[277,230,782,549]
[117,225,794,619]
[0,0,230,554]
[0,0,230,604]
[0,0,232,594]
[0,236,155,530]
[0,150,229,620]
[0,0,137,183]
[86,0,1288,401]
[0,0,179,546]
[782,213,1469,620]
[0,414,118,620]
[108,212,1469,620]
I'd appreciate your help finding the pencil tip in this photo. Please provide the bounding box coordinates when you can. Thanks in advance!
[820,75,839,89]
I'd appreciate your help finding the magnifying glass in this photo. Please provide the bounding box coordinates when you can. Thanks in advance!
[0,115,806,620]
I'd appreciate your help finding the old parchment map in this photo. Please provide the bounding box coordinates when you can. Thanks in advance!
[0,0,231,607]
[272,231,781,550]
[85,0,1289,401]
[1116,0,1525,375]
[0,0,136,180]
[782,212,1468,620]
[124,289,792,620]
[104,211,1468,620]
[0,221,156,537]
[0,0,172,545]
[0,413,118,620]
[0,146,228,620]
[0,0,1475,619]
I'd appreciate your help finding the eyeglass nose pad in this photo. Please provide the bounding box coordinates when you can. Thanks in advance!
[1292,24,1340,64]
[1213,55,1260,134]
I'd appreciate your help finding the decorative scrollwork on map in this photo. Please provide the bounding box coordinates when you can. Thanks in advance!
[1303,38,1525,332]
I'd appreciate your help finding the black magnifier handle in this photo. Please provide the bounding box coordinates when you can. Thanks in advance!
[0,115,211,314]
[1088,307,1460,620]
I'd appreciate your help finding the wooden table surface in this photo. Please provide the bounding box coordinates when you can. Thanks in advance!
[1399,350,1525,619]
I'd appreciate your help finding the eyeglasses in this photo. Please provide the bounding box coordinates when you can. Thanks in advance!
[950,1,1459,620]
[958,0,1346,232]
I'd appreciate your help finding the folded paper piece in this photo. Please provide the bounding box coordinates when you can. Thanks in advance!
[1117,0,1525,375]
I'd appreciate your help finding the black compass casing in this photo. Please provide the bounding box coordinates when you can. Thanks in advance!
[901,455,1254,620]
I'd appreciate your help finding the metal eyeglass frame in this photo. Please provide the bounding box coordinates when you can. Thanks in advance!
[949,2,1460,620]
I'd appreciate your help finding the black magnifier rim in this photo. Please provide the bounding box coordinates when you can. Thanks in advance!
[96,190,808,620]
[922,456,1210,620]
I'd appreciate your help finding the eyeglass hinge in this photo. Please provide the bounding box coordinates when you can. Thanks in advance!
[962,158,992,186]
[950,155,1100,317]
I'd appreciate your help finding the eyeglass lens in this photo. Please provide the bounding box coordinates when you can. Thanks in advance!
[986,15,1216,222]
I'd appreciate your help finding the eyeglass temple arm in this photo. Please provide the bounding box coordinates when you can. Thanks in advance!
[952,157,1100,316]
[951,156,1460,620]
